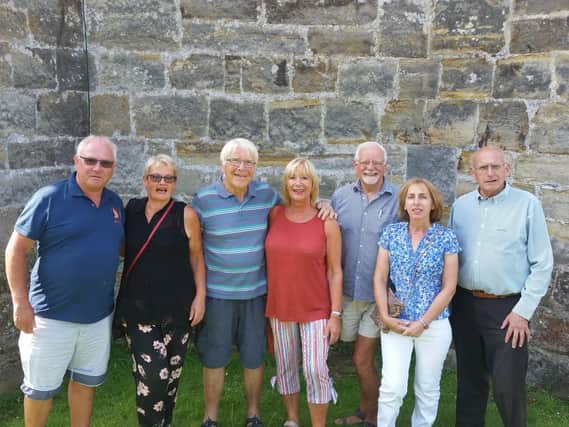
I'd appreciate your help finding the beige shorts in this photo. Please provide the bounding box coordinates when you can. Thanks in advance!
[340,296,380,341]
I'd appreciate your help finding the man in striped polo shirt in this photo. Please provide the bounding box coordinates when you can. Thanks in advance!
[192,138,278,427]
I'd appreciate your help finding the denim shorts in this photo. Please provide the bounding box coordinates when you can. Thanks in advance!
[196,296,266,369]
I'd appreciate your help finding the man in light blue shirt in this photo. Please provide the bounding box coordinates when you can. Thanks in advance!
[331,141,399,427]
[449,146,553,427]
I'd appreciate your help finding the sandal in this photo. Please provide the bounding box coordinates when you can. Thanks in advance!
[201,419,218,427]
[283,421,300,427]
[334,408,366,425]
[246,415,264,427]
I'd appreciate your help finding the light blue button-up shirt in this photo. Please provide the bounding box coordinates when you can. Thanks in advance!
[449,184,554,320]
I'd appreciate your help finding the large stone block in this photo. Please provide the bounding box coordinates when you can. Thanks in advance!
[95,52,165,91]
[532,310,569,355]
[0,91,36,137]
[556,54,569,98]
[380,100,426,145]
[182,22,306,56]
[91,94,131,136]
[406,145,459,204]
[265,0,376,25]
[308,29,374,57]
[528,347,569,398]
[494,56,551,99]
[515,154,569,186]
[0,6,27,41]
[242,57,288,94]
[425,100,477,147]
[209,98,265,142]
[477,101,528,152]
[325,100,377,144]
[378,0,428,58]
[432,0,507,54]
[529,103,569,155]
[548,222,569,265]
[180,0,258,21]
[0,44,11,87]
[292,57,337,93]
[106,137,145,196]
[132,96,207,139]
[2,168,71,206]
[169,55,224,90]
[513,0,569,16]
[441,58,493,99]
[56,49,91,91]
[37,92,89,137]
[541,188,569,223]
[511,18,569,54]
[12,48,56,89]
[338,59,397,98]
[268,100,321,153]
[224,56,241,93]
[8,139,75,169]
[28,0,84,47]
[398,59,440,99]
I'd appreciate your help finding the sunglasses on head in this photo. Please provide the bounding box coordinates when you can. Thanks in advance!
[147,174,177,184]
[79,156,114,168]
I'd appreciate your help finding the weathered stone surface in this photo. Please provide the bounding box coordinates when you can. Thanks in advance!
[556,54,569,98]
[224,56,241,93]
[56,49,90,91]
[533,311,569,355]
[529,347,569,398]
[0,6,27,41]
[209,98,265,142]
[91,95,130,136]
[8,139,75,169]
[268,100,321,152]
[28,0,84,47]
[541,188,569,223]
[477,101,528,151]
[37,92,89,137]
[96,52,165,91]
[0,91,36,137]
[12,48,56,89]
[325,100,377,144]
[86,2,179,51]
[432,0,507,54]
[516,154,569,186]
[407,145,459,204]
[133,96,207,139]
[169,55,224,90]
[380,100,426,145]
[0,45,11,87]
[0,139,5,168]
[292,57,337,93]
[265,0,376,25]
[513,0,569,16]
[441,58,492,99]
[106,137,145,196]
[548,222,569,265]
[176,167,219,201]
[494,56,551,99]
[511,18,569,54]
[242,57,288,94]
[399,59,440,99]
[308,29,374,57]
[0,290,20,393]
[2,168,71,206]
[425,101,477,146]
[548,267,569,309]
[378,0,427,58]
[182,22,306,56]
[180,0,258,21]
[338,59,397,98]
[529,103,569,155]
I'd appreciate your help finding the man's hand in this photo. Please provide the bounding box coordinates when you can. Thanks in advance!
[13,299,35,333]
[325,316,341,345]
[315,200,337,220]
[189,295,205,327]
[501,311,530,348]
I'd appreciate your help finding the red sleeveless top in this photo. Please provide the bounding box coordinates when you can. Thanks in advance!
[265,206,331,322]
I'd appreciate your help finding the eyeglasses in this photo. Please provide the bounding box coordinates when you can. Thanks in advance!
[225,158,256,169]
[356,160,385,168]
[475,164,504,173]
[79,156,114,168]
[147,174,177,184]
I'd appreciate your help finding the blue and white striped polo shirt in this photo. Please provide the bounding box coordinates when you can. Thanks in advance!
[192,178,279,300]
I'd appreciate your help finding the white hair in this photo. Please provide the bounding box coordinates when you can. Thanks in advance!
[353,141,387,163]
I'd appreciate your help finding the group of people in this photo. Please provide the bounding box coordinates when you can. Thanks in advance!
[5,134,553,427]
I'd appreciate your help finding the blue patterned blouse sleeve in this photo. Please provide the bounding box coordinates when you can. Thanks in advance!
[379,223,395,250]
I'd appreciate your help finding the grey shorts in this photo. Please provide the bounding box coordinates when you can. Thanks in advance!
[340,296,381,341]
[196,295,266,369]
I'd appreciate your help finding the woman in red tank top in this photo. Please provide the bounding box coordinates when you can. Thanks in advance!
[265,157,343,427]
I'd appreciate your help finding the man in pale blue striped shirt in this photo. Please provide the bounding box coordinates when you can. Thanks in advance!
[449,146,553,427]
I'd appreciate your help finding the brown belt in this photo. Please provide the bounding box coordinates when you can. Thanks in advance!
[461,287,520,299]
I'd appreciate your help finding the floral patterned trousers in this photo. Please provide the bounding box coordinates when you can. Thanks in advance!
[125,322,191,427]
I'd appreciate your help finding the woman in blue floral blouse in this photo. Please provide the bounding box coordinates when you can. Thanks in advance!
[373,178,460,427]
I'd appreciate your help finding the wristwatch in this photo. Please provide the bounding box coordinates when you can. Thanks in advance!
[331,310,343,319]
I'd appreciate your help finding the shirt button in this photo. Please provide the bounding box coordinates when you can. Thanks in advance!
[364,212,367,215]
[357,261,361,264]
[360,244,363,248]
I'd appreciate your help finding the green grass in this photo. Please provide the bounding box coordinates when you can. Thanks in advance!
[0,341,568,426]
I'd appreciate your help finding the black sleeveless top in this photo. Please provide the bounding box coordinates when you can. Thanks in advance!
[116,198,196,327]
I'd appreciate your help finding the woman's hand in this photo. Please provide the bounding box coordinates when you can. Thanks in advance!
[189,295,205,327]
[325,316,342,345]
[401,320,425,337]
[381,316,409,335]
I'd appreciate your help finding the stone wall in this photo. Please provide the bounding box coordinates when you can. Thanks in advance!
[0,0,568,397]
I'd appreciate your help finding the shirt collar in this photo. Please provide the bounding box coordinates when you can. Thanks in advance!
[215,176,256,200]
[352,178,395,196]
[477,183,510,202]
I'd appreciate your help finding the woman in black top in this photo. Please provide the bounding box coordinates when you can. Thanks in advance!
[116,154,206,427]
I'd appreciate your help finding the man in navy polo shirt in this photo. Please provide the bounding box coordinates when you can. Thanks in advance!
[5,135,124,427]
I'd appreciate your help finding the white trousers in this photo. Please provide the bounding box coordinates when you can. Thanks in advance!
[377,318,452,427]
